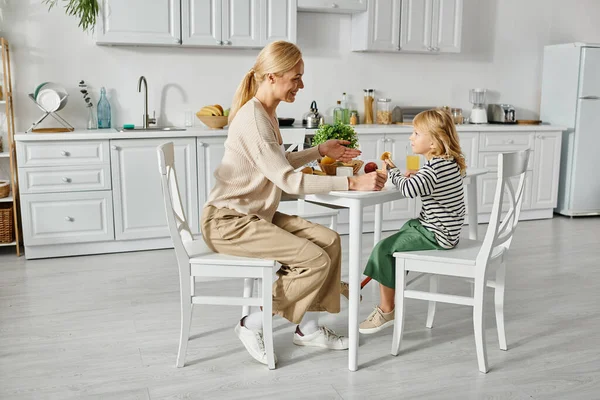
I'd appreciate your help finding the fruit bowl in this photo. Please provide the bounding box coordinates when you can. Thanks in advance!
[197,115,229,129]
[318,159,364,176]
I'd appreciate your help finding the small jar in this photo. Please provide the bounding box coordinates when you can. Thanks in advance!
[451,108,464,124]
[376,98,392,124]
[349,110,358,125]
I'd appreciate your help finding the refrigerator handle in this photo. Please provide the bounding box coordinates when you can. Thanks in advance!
[580,96,600,100]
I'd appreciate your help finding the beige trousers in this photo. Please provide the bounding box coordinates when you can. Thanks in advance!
[201,205,342,324]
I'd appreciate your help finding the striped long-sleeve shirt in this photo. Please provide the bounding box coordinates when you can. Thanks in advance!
[389,157,465,248]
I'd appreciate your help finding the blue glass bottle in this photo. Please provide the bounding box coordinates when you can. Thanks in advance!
[97,87,111,129]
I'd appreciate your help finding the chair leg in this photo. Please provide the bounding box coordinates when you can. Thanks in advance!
[242,278,254,317]
[425,275,439,329]
[391,258,406,356]
[473,277,489,373]
[329,214,338,231]
[494,263,508,351]
[176,273,193,368]
[262,268,276,370]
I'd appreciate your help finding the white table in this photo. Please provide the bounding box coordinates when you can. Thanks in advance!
[302,168,488,371]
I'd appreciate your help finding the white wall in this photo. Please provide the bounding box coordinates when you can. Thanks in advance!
[1,0,600,133]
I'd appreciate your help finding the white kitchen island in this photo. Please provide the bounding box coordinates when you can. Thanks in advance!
[14,124,564,259]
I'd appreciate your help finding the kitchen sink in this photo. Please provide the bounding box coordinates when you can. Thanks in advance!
[117,126,187,132]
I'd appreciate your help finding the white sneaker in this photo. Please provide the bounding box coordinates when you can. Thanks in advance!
[293,326,349,350]
[234,323,277,365]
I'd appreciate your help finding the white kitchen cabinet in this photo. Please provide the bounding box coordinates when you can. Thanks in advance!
[351,0,462,53]
[298,0,366,13]
[20,191,114,246]
[182,0,296,47]
[96,0,182,46]
[531,131,561,210]
[197,137,227,206]
[111,138,199,240]
[478,171,532,213]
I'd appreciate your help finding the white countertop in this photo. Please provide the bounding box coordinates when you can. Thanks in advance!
[14,123,566,141]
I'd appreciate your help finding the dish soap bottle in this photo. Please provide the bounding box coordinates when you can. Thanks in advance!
[97,87,111,129]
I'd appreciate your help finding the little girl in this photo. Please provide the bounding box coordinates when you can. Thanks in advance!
[359,109,467,334]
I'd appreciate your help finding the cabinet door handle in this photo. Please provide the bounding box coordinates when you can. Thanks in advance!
[62,177,71,183]
[198,142,205,147]
[217,40,223,45]
[65,216,73,222]
[111,145,118,150]
[433,47,440,51]
[60,150,69,156]
[225,40,232,45]
[396,45,401,51]
[331,3,339,8]
[506,139,514,144]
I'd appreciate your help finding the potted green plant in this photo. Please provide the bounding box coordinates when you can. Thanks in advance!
[311,122,359,149]
[43,0,99,33]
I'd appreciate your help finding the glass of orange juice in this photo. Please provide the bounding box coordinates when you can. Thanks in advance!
[406,144,420,171]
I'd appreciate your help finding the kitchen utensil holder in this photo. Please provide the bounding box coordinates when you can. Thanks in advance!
[26,93,74,133]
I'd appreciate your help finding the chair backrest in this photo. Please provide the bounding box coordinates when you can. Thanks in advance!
[477,150,531,268]
[157,142,193,266]
[280,129,306,152]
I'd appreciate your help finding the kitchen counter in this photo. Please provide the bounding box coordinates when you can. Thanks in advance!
[14,124,566,141]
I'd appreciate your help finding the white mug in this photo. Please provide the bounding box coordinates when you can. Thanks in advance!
[336,166,353,177]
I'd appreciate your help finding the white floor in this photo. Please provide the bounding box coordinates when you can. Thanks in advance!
[1,216,599,399]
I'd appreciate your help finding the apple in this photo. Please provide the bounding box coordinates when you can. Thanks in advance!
[364,162,378,174]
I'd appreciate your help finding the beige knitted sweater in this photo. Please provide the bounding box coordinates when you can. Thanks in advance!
[205,98,349,222]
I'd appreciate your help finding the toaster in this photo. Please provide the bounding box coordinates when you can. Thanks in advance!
[488,104,516,124]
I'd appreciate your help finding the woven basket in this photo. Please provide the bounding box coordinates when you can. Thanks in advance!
[0,180,9,199]
[0,203,14,243]
[318,159,364,176]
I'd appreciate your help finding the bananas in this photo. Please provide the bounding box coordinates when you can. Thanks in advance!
[197,105,224,117]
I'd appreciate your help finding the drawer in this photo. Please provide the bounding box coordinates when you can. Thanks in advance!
[17,141,109,167]
[19,165,111,194]
[21,191,114,246]
[478,152,534,172]
[479,132,533,152]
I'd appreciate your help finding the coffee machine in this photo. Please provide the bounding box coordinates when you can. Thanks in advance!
[469,88,488,124]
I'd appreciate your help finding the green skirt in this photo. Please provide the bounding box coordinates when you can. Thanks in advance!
[363,219,444,289]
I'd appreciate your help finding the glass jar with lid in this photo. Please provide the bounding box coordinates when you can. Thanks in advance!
[376,98,392,124]
[451,108,464,124]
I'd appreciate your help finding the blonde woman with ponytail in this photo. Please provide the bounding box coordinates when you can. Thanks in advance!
[359,108,467,335]
[201,41,386,366]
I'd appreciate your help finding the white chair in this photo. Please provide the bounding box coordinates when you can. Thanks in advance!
[157,142,279,370]
[277,129,339,230]
[391,150,531,373]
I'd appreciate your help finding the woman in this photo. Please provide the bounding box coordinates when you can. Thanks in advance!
[201,41,387,366]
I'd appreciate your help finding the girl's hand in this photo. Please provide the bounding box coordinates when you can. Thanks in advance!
[404,170,418,178]
[384,158,397,170]
[319,140,361,162]
[348,172,387,191]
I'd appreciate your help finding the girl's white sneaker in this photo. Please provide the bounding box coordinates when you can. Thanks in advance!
[293,326,349,350]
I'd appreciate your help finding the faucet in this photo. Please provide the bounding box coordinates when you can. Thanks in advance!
[137,76,156,128]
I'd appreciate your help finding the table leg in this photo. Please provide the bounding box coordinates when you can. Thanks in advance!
[467,177,479,240]
[374,204,382,245]
[348,200,363,372]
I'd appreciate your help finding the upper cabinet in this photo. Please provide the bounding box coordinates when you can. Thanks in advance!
[298,0,366,13]
[96,0,182,45]
[351,0,462,53]
[97,0,297,48]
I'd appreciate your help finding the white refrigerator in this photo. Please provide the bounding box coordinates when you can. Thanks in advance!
[540,43,600,216]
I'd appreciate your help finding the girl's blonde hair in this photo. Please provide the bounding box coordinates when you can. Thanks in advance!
[413,108,467,176]
[228,41,303,123]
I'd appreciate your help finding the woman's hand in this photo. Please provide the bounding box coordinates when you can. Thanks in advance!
[319,140,361,162]
[348,171,387,191]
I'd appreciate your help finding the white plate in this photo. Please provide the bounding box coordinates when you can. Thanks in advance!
[37,89,61,112]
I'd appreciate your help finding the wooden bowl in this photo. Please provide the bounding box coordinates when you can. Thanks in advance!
[197,115,229,129]
[318,159,364,176]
